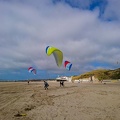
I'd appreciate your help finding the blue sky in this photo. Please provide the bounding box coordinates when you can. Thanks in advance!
[0,0,120,80]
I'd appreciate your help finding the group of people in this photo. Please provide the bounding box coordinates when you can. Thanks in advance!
[27,80,65,90]
[44,80,64,90]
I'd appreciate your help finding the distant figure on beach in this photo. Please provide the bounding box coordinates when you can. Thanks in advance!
[78,80,80,86]
[27,80,30,85]
[60,81,64,87]
[44,81,49,90]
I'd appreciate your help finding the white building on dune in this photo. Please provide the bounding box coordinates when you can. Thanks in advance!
[73,75,98,83]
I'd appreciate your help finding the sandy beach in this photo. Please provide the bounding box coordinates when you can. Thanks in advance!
[0,81,120,120]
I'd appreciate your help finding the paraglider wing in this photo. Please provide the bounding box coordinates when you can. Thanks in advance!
[64,61,72,71]
[28,67,33,72]
[66,63,72,71]
[28,67,36,75]
[64,61,70,67]
[46,46,63,67]
[31,69,36,75]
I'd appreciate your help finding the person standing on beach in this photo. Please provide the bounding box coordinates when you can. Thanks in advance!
[27,80,30,85]
[60,81,64,87]
[44,81,49,90]
[78,80,80,86]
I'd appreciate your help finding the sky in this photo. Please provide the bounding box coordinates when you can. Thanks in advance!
[0,0,120,80]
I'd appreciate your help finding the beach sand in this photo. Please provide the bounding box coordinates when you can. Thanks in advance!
[0,81,120,120]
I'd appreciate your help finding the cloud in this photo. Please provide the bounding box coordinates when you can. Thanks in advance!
[0,0,120,79]
[103,0,120,20]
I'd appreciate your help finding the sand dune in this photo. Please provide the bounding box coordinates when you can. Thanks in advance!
[0,81,120,120]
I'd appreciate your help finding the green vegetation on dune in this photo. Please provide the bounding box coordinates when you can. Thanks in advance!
[72,68,120,81]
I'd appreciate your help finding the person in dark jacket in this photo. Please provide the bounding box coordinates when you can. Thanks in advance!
[27,80,30,85]
[60,81,64,87]
[44,81,49,90]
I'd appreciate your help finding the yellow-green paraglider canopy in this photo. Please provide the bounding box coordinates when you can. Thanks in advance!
[46,46,63,67]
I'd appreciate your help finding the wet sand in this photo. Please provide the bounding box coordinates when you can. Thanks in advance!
[0,81,120,120]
